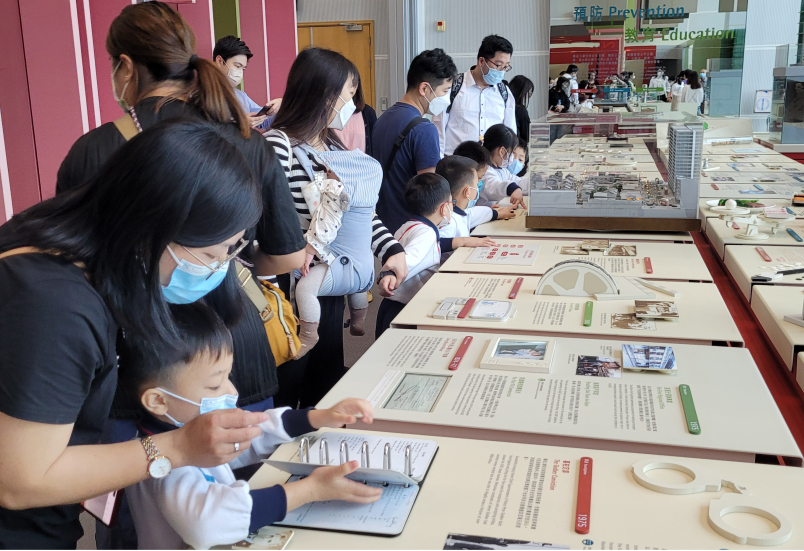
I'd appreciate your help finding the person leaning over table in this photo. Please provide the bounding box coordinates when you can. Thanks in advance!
[55,1,306,417]
[264,47,409,409]
[0,120,272,549]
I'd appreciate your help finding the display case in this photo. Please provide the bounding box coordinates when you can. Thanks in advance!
[526,112,702,232]
[769,65,804,144]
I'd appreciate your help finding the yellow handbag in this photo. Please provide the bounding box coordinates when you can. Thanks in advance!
[236,264,300,365]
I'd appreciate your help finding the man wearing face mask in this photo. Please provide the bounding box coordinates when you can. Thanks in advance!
[433,35,517,156]
[372,48,458,234]
[213,36,280,130]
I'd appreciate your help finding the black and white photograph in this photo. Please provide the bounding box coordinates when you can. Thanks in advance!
[575,356,622,378]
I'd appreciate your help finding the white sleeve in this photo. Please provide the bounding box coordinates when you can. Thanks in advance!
[570,80,579,104]
[228,407,295,470]
[149,469,253,550]
[438,217,458,239]
[432,110,449,158]
[504,92,517,137]
[466,206,494,229]
[481,169,519,203]
[400,226,437,282]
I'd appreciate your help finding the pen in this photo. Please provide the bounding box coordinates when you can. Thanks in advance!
[788,228,803,242]
[583,301,593,327]
[575,457,593,534]
[448,336,473,371]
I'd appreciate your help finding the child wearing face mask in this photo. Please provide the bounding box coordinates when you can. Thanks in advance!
[436,156,515,263]
[477,124,530,208]
[123,303,382,550]
[374,174,469,339]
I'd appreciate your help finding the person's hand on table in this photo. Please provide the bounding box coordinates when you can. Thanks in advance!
[308,398,374,428]
[493,205,516,219]
[509,189,526,209]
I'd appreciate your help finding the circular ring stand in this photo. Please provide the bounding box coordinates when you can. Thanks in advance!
[536,260,618,297]
[632,460,722,494]
[708,495,793,546]
[735,232,770,240]
[709,206,751,215]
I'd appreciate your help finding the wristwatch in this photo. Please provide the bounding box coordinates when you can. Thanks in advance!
[141,436,172,478]
[377,270,395,284]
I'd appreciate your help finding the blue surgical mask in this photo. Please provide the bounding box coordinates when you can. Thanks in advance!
[508,159,524,175]
[467,186,480,209]
[159,388,239,427]
[162,246,229,304]
[477,179,485,194]
[481,59,505,86]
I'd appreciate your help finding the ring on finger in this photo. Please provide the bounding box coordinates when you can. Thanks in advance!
[234,442,240,453]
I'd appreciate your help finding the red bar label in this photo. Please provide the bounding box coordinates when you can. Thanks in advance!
[711,184,719,190]
[457,298,476,319]
[644,257,653,274]
[756,247,772,261]
[509,277,524,299]
[575,457,593,534]
[448,336,473,371]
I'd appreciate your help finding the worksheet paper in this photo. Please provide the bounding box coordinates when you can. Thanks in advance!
[466,244,539,266]
[278,477,419,535]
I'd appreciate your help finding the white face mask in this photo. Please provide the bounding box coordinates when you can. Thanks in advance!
[111,60,131,111]
[438,204,452,229]
[424,84,451,116]
[328,95,356,130]
[226,63,243,87]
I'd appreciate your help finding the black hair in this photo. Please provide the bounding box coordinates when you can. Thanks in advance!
[213,35,253,62]
[404,173,451,217]
[271,47,357,149]
[406,48,457,92]
[0,120,262,348]
[117,302,233,403]
[687,70,701,90]
[477,35,513,60]
[578,80,589,90]
[515,138,527,151]
[508,75,534,108]
[436,156,479,196]
[482,124,518,156]
[452,140,492,168]
[567,64,578,73]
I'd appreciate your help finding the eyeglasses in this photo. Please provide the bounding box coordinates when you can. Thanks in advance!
[182,237,250,280]
[485,58,513,72]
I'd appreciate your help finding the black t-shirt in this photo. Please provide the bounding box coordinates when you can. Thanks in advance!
[0,252,118,549]
[514,104,531,144]
[56,97,307,409]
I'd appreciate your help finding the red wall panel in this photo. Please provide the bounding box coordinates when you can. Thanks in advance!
[177,0,215,60]
[265,0,297,98]
[0,0,40,212]
[239,0,270,105]
[86,0,131,126]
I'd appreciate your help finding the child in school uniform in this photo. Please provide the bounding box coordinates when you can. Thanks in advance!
[374,174,495,339]
[436,155,515,263]
[478,124,530,208]
[123,303,381,550]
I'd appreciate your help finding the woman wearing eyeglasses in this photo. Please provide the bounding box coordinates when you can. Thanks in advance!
[0,121,275,549]
[54,3,306,430]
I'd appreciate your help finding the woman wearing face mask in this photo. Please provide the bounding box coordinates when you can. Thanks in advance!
[476,124,529,208]
[0,121,273,549]
[54,2,306,436]
[508,75,534,144]
[549,76,575,113]
[331,76,378,155]
[265,48,408,407]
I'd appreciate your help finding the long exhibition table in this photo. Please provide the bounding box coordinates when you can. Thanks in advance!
[697,197,803,231]
[472,209,694,243]
[751,285,804,370]
[705,216,804,260]
[317,329,800,464]
[252,429,804,549]
[724,245,804,300]
[440,239,712,282]
[390,273,743,347]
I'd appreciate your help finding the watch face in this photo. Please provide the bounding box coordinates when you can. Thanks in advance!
[148,456,172,478]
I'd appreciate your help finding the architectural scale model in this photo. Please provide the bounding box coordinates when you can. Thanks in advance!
[526,122,703,231]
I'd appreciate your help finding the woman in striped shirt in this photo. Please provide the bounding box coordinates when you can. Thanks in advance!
[265,48,408,406]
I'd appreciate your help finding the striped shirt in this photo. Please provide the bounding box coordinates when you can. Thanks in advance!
[265,130,403,264]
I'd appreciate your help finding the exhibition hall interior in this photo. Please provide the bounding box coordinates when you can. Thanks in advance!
[6,0,804,549]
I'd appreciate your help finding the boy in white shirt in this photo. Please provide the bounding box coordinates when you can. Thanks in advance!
[437,155,515,263]
[124,303,381,550]
[374,174,497,339]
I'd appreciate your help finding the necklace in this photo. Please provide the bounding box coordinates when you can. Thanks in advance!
[128,106,143,133]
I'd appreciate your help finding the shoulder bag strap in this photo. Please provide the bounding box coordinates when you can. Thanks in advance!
[498,82,509,104]
[382,117,428,177]
[445,73,464,115]
[0,247,42,261]
[236,263,274,322]
[113,113,139,141]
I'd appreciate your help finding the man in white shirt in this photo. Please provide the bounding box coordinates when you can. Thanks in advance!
[562,64,579,106]
[433,35,517,156]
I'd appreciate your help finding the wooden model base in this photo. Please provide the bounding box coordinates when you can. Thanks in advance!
[526,215,702,232]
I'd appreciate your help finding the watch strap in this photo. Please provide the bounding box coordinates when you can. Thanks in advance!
[141,436,159,461]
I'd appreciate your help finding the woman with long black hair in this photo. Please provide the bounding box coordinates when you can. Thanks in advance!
[0,121,273,549]
[508,75,534,144]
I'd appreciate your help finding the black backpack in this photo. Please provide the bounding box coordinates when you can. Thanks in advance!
[445,72,509,114]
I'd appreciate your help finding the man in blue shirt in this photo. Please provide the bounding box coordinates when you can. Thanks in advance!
[213,35,280,131]
[372,48,458,234]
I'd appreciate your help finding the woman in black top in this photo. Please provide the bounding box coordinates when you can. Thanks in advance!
[508,75,533,144]
[56,2,306,415]
[549,76,573,113]
[0,121,272,549]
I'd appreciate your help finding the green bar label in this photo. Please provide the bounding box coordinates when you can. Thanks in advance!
[679,384,701,435]
[583,301,593,327]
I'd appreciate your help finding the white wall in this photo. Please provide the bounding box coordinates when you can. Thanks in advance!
[423,0,550,119]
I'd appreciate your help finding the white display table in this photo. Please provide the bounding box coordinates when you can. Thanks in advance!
[751,285,804,370]
[318,329,799,463]
[251,430,804,549]
[390,273,743,346]
[724,245,804,300]
[705,217,804,260]
[440,239,711,282]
